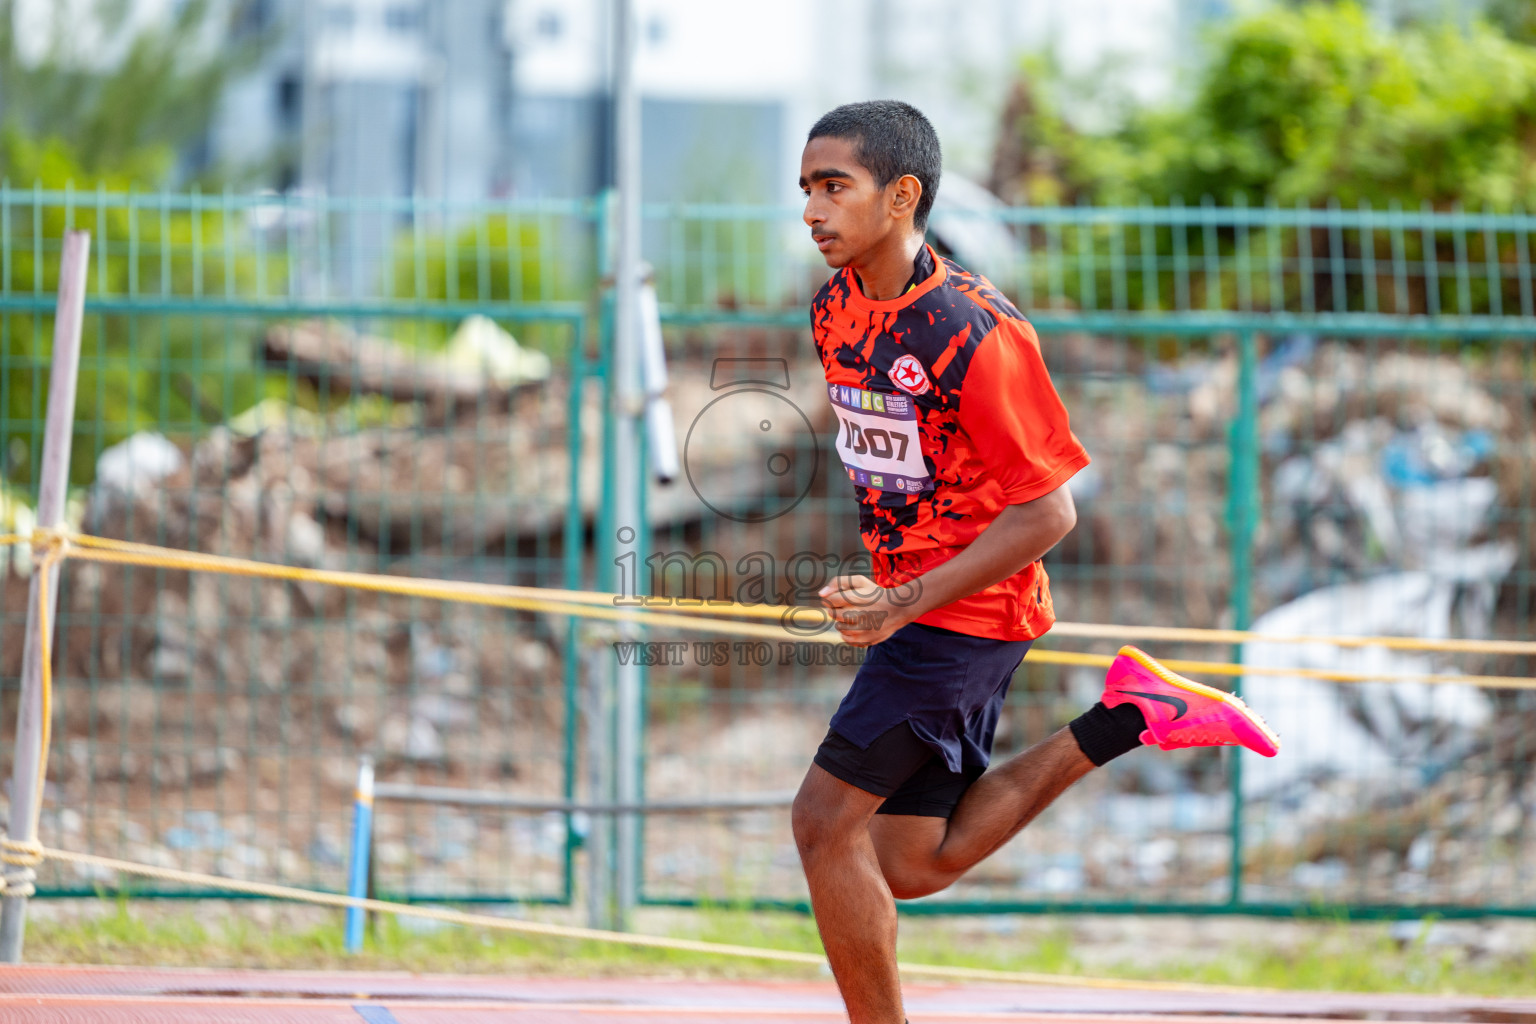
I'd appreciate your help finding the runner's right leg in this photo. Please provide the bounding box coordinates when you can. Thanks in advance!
[792,764,905,1024]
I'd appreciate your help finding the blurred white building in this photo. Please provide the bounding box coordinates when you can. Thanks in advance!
[10,0,1222,202]
[212,0,511,200]
[501,0,1199,202]
[12,0,1499,201]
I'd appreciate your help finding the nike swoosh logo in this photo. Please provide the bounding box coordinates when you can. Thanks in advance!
[1121,690,1188,720]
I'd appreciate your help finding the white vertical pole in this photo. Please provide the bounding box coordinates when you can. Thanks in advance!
[0,230,91,963]
[610,0,644,931]
[638,277,679,484]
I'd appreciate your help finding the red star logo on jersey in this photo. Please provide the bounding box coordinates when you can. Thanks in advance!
[889,354,932,396]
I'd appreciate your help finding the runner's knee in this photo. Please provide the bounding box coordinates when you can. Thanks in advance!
[791,789,842,856]
[792,778,870,858]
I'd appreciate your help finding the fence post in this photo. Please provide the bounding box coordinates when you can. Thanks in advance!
[0,230,90,963]
[583,640,614,929]
[1224,329,1260,908]
[344,757,375,953]
[587,191,617,931]
[609,0,645,933]
[560,312,589,910]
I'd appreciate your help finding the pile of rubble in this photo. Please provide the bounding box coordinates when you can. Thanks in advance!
[0,321,582,893]
[1054,333,1536,908]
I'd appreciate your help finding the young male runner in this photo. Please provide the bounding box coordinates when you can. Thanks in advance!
[793,101,1280,1024]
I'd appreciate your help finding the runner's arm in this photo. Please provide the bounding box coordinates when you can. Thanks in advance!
[820,483,1076,645]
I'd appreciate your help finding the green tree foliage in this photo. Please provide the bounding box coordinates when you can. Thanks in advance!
[0,1,276,486]
[390,212,581,356]
[0,0,266,185]
[392,215,561,311]
[1484,0,1535,44]
[0,139,276,486]
[992,2,1536,210]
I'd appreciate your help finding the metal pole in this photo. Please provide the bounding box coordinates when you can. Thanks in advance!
[583,639,613,929]
[344,757,375,953]
[1224,330,1259,909]
[369,785,797,813]
[609,0,644,932]
[0,229,90,963]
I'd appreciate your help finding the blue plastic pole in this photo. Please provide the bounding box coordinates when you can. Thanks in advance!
[344,757,375,953]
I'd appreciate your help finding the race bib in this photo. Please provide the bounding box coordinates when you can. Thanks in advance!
[827,383,932,494]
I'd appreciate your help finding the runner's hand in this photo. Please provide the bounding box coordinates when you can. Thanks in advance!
[818,574,913,647]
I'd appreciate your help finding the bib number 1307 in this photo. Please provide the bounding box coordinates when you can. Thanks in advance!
[827,383,932,494]
[841,418,910,461]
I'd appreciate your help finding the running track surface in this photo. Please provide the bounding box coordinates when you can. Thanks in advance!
[2,965,1534,1023]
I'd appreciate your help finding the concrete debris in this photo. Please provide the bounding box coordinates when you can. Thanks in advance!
[1049,335,1534,906]
[260,319,546,416]
[380,714,445,763]
[444,314,553,387]
[94,432,185,496]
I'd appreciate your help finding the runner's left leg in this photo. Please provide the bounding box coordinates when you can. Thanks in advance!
[867,726,1093,899]
[867,645,1284,899]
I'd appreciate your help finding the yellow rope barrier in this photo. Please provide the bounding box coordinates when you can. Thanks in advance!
[0,536,21,890]
[0,532,67,897]
[67,532,799,622]
[52,542,1536,688]
[65,544,813,642]
[49,530,1536,656]
[1047,621,1536,657]
[1,529,1529,690]
[1021,648,1536,691]
[36,844,1269,994]
[32,538,65,828]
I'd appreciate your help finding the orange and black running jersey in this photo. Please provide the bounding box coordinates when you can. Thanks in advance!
[811,244,1090,641]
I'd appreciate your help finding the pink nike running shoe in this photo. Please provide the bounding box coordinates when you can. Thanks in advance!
[1102,645,1280,757]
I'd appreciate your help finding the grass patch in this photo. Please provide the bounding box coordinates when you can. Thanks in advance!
[20,897,1536,996]
[1145,922,1536,996]
[25,897,828,979]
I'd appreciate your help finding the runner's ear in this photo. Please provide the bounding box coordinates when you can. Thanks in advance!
[888,173,922,226]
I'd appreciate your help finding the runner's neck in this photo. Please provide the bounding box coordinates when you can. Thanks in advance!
[851,235,929,301]
[903,245,935,294]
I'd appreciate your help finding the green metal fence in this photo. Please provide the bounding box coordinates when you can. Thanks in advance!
[1,187,1533,918]
[632,201,1536,918]
[0,188,598,905]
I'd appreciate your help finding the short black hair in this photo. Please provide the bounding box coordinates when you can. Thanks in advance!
[807,100,941,233]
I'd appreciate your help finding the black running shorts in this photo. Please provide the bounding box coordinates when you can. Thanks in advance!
[811,621,1033,818]
[814,722,988,817]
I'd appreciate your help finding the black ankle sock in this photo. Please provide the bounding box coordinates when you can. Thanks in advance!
[1068,702,1148,766]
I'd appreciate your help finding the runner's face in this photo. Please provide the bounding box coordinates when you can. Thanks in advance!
[799,136,894,269]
